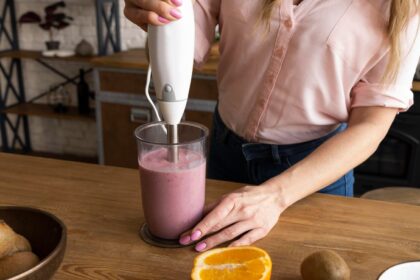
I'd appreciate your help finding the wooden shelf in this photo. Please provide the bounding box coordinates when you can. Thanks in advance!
[0,50,97,63]
[2,103,95,122]
[91,48,219,76]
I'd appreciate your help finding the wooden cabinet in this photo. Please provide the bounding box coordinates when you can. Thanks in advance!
[101,102,147,168]
[96,67,217,169]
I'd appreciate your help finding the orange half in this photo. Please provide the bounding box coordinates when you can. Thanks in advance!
[191,246,272,280]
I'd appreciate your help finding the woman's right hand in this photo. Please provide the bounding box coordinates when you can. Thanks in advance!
[124,0,183,31]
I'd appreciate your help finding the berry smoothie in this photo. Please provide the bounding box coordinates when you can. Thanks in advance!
[139,148,206,240]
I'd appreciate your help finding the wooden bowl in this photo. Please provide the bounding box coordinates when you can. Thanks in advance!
[0,206,67,280]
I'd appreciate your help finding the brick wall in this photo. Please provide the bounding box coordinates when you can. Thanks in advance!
[1,0,147,158]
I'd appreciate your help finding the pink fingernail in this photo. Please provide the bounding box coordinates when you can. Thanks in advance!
[191,230,202,241]
[170,9,182,19]
[171,0,182,6]
[158,16,170,24]
[195,242,207,252]
[179,235,191,245]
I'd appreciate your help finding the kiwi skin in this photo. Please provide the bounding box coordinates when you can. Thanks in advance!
[0,251,40,279]
[301,250,351,280]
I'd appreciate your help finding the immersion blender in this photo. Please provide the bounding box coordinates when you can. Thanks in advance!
[147,0,195,162]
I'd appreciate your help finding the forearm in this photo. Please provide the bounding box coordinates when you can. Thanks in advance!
[265,107,398,208]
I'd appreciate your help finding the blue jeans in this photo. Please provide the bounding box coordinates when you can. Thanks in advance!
[207,109,354,197]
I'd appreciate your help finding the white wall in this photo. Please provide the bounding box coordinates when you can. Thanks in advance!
[1,0,147,157]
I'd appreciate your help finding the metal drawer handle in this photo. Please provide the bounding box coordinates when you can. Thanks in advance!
[131,108,151,123]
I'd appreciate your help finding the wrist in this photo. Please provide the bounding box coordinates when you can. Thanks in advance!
[263,179,290,211]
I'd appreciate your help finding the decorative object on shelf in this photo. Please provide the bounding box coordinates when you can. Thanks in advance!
[77,69,92,114]
[47,86,71,113]
[75,40,94,57]
[42,50,75,58]
[18,1,74,51]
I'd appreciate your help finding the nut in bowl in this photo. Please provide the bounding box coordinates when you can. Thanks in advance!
[0,206,66,280]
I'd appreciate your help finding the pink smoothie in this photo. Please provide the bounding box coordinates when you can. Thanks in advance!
[139,148,206,240]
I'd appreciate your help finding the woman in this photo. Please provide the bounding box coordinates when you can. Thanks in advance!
[124,0,420,252]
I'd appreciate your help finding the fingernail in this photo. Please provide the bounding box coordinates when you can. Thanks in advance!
[171,0,182,6]
[191,230,202,241]
[158,16,170,24]
[195,242,207,252]
[170,9,182,19]
[179,235,191,245]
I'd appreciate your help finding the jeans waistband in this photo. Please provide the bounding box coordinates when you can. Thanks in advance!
[214,108,347,161]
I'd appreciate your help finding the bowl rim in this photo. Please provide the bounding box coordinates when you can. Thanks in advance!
[0,206,67,280]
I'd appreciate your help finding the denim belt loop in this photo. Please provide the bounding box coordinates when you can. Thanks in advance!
[271,145,282,164]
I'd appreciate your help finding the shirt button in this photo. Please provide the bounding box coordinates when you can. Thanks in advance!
[284,18,293,29]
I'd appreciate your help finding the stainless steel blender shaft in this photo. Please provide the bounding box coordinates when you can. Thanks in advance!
[167,124,179,163]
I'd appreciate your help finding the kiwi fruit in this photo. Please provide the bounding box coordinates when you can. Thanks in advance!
[301,250,350,280]
[0,251,40,279]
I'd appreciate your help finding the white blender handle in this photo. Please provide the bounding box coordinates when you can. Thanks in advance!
[148,0,195,125]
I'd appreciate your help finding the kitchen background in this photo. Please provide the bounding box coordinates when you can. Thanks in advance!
[0,0,146,159]
[1,0,420,196]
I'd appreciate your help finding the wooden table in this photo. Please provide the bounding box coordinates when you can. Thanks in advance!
[0,153,419,279]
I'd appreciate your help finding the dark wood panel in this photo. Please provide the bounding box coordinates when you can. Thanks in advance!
[101,102,148,168]
[189,79,218,100]
[99,71,147,95]
[185,110,214,131]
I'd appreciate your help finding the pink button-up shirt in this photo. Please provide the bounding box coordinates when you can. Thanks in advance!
[194,0,420,144]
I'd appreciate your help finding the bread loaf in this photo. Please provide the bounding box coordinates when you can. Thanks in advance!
[0,251,40,279]
[0,221,31,258]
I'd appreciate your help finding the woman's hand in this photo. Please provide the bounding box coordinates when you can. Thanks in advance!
[124,0,183,30]
[179,184,287,252]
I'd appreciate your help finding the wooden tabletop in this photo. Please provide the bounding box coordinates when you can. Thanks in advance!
[0,153,419,279]
[91,49,219,75]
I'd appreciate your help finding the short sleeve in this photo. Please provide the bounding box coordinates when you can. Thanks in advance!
[351,15,420,111]
[194,0,220,68]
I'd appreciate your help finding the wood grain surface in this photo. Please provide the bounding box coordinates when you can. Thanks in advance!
[0,50,96,63]
[0,153,419,279]
[2,103,95,122]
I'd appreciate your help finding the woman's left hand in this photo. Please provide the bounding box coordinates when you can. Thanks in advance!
[179,183,287,252]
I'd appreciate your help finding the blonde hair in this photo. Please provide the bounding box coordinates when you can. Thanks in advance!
[260,0,420,82]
